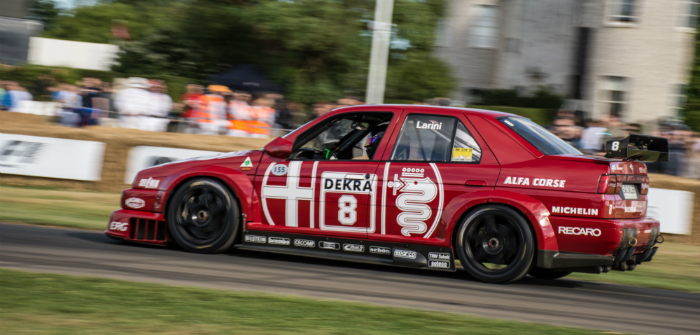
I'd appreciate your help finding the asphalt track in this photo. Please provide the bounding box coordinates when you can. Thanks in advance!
[1,223,698,335]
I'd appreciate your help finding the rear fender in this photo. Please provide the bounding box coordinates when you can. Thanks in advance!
[488,190,558,251]
[442,189,492,245]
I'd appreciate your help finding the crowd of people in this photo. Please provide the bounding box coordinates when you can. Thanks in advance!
[3,75,700,178]
[547,110,700,178]
[1,76,366,138]
[0,81,34,112]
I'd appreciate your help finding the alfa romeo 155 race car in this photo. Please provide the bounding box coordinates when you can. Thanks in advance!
[107,105,667,284]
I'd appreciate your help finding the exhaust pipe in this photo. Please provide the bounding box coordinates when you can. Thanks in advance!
[655,234,664,244]
[628,237,638,247]
[613,261,629,271]
[644,247,658,262]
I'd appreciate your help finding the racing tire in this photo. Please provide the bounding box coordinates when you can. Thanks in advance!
[455,205,535,284]
[167,178,240,253]
[528,267,572,280]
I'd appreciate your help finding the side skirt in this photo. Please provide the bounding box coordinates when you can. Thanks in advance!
[236,230,456,272]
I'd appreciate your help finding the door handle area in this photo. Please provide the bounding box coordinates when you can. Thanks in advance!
[465,180,487,187]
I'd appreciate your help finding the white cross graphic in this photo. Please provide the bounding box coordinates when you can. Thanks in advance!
[261,161,317,227]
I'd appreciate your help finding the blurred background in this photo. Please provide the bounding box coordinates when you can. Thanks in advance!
[1,0,700,177]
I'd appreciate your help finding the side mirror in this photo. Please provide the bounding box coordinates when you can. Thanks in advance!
[263,136,293,159]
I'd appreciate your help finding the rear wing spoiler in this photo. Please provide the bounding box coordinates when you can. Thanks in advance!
[604,134,668,162]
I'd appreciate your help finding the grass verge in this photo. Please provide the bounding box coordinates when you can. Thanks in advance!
[0,268,606,335]
[1,184,699,293]
[568,242,700,292]
[0,185,118,230]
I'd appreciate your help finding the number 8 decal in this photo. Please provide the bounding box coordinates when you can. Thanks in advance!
[611,141,619,151]
[338,195,357,225]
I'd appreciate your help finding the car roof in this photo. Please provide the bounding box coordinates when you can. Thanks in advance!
[330,104,517,120]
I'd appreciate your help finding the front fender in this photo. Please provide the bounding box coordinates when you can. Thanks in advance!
[488,189,558,251]
[160,164,256,221]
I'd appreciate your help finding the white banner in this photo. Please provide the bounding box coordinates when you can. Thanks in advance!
[0,134,105,181]
[124,146,223,184]
[647,188,694,235]
[28,37,119,71]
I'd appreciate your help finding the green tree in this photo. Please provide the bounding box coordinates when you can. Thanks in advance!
[111,27,204,78]
[27,0,63,31]
[43,0,454,105]
[42,1,182,43]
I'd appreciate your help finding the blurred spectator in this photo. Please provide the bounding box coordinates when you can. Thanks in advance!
[286,102,309,128]
[194,85,229,135]
[1,82,33,112]
[312,101,335,119]
[80,78,103,109]
[75,78,104,127]
[551,116,581,148]
[579,119,607,154]
[54,84,82,126]
[336,96,364,108]
[180,84,203,119]
[248,96,275,139]
[602,114,627,142]
[99,82,115,118]
[115,77,152,130]
[660,130,687,176]
[685,133,700,179]
[147,80,173,132]
[0,81,6,108]
[227,91,252,137]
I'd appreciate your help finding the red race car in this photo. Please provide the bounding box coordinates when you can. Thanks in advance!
[107,105,667,283]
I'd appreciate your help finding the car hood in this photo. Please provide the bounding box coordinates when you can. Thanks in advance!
[132,149,262,189]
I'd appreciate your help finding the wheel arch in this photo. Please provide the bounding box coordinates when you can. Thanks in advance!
[447,190,557,252]
[162,166,253,230]
[487,190,558,251]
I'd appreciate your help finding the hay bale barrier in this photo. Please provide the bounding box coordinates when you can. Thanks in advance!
[0,112,270,192]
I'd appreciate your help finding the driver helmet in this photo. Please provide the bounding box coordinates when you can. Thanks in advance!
[365,121,390,158]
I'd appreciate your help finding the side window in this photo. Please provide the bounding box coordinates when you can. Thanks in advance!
[301,118,357,151]
[391,115,456,162]
[451,121,482,163]
[292,113,393,161]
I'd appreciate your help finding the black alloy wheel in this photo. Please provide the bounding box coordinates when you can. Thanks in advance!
[456,205,534,284]
[167,179,240,253]
[528,267,572,280]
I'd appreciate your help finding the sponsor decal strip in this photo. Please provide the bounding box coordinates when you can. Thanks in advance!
[557,226,602,237]
[138,177,160,189]
[551,207,598,216]
[109,221,128,232]
[504,177,566,188]
[125,197,145,209]
[239,233,455,270]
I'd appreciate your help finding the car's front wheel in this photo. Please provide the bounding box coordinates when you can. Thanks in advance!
[455,205,534,284]
[167,178,240,253]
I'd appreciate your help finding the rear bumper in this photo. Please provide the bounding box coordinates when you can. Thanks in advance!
[106,209,168,245]
[539,216,661,269]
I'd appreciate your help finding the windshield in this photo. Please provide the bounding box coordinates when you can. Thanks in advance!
[498,117,582,156]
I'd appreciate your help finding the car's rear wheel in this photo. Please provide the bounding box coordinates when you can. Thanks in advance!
[167,178,239,253]
[456,205,534,284]
[528,267,571,280]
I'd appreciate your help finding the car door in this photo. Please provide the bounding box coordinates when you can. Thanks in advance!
[253,110,400,239]
[372,110,500,245]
